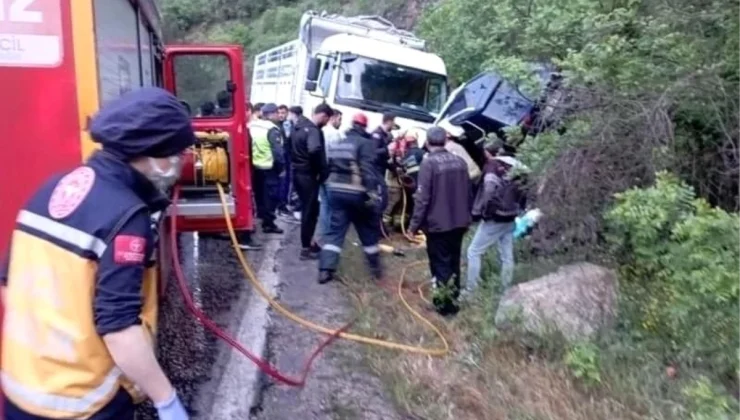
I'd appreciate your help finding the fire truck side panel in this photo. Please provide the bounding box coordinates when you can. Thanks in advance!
[0,1,82,255]
[163,46,254,232]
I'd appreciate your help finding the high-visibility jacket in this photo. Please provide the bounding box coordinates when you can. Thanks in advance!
[250,119,280,170]
[1,151,168,419]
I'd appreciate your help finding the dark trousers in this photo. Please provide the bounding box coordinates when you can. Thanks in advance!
[279,151,292,210]
[293,171,320,248]
[426,227,467,297]
[319,190,381,276]
[253,168,279,228]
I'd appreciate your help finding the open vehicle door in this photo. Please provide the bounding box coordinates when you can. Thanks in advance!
[162,45,253,233]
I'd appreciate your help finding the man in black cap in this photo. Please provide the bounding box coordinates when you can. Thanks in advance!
[1,87,192,419]
[409,126,472,316]
[290,103,332,259]
[249,102,285,234]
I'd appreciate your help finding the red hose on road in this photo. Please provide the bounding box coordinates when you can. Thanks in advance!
[169,186,353,387]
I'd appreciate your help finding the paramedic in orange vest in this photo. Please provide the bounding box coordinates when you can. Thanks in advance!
[0,87,194,420]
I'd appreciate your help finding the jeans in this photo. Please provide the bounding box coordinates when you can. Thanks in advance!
[293,171,320,249]
[317,185,331,241]
[319,190,381,277]
[465,220,515,292]
[279,151,292,210]
[379,181,388,214]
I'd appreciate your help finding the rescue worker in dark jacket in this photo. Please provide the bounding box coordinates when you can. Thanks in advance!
[0,87,193,420]
[318,113,382,284]
[409,126,472,316]
[370,113,398,217]
[290,103,332,259]
[396,129,426,228]
[250,103,285,234]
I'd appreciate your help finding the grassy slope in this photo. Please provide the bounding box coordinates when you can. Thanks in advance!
[336,232,719,420]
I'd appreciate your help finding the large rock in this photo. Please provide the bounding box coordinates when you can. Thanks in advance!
[494,263,618,342]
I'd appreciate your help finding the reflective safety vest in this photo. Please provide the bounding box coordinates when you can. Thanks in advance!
[1,155,161,419]
[250,119,278,170]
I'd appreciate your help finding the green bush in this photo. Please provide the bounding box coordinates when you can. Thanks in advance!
[564,341,601,385]
[606,172,739,378]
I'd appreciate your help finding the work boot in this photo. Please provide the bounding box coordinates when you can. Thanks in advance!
[263,225,284,234]
[318,270,334,284]
[300,248,319,260]
[238,238,263,251]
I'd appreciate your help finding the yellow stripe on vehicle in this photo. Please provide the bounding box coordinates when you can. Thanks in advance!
[70,0,101,161]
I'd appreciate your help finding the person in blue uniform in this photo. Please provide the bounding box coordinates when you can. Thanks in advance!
[318,113,382,284]
[0,87,193,420]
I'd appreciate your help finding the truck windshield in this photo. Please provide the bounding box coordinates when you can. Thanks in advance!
[335,56,447,118]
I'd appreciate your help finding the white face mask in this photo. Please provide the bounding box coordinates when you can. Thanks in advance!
[148,156,182,190]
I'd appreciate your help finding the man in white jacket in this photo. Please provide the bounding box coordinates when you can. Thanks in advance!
[322,109,344,151]
[316,108,344,243]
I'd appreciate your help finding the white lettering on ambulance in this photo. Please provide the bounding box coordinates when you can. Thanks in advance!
[0,0,62,67]
[0,0,42,23]
[0,36,23,52]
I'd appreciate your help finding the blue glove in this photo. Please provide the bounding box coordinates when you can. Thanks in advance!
[155,392,189,420]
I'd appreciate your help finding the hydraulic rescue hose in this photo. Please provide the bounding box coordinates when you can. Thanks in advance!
[169,186,355,387]
[398,183,433,304]
[380,179,425,245]
[214,183,449,356]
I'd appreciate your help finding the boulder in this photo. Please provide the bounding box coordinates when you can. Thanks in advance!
[494,262,618,342]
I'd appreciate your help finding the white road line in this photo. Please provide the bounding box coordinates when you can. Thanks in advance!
[199,236,282,419]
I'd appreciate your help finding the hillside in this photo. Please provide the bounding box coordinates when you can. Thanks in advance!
[161,0,431,56]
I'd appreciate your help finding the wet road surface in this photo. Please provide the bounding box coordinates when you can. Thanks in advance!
[136,222,400,419]
[136,231,282,419]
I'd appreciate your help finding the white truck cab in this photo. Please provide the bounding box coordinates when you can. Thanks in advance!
[250,11,449,143]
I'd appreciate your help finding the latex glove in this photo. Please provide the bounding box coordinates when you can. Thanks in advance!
[155,392,189,420]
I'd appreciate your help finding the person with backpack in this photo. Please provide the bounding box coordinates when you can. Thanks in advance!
[465,142,529,296]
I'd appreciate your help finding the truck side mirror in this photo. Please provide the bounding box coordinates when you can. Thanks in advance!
[304,80,318,91]
[306,58,321,82]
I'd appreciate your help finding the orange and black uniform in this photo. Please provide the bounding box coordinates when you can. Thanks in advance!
[0,87,194,420]
[0,151,169,419]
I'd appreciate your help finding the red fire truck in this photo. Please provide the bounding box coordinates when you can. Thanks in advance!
[0,0,254,259]
[0,1,254,414]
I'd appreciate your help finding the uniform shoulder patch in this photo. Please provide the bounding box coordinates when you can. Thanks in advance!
[48,166,96,220]
[113,235,146,264]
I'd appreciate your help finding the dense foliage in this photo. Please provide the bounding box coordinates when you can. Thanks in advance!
[419,0,739,255]
[607,172,739,381]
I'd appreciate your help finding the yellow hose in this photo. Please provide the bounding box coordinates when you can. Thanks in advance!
[215,183,449,356]
[201,147,229,183]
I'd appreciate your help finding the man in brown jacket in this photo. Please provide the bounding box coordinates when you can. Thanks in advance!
[409,126,472,315]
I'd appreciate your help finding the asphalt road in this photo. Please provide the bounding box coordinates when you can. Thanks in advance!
[136,230,283,419]
[135,221,400,420]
